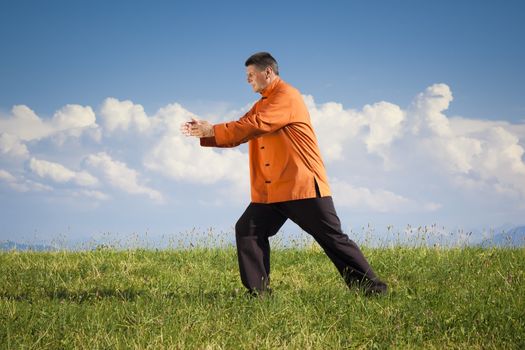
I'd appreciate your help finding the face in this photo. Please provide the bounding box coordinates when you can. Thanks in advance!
[246,65,270,93]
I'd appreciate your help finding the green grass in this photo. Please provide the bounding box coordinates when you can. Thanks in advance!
[1,245,524,349]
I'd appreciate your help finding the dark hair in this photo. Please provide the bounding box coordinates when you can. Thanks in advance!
[245,52,279,75]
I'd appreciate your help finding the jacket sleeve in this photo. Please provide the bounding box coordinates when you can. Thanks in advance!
[213,89,292,147]
[199,136,242,148]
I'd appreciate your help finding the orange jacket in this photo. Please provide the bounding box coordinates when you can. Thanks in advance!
[200,77,331,203]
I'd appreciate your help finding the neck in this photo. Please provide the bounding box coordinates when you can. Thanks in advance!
[260,75,279,94]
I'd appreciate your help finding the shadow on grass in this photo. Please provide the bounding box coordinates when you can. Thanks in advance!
[2,285,388,304]
[1,288,146,303]
[1,288,255,304]
[49,287,147,302]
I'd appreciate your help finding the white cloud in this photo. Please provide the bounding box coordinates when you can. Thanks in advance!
[145,136,248,185]
[306,96,405,165]
[148,102,199,135]
[0,169,52,192]
[304,83,525,214]
[96,98,250,188]
[0,133,29,159]
[305,95,364,161]
[29,158,99,187]
[331,178,441,213]
[1,84,524,226]
[96,99,250,203]
[52,104,97,132]
[74,189,111,201]
[0,169,17,183]
[0,105,50,141]
[86,152,163,202]
[474,127,525,196]
[362,101,405,162]
[142,102,249,189]
[407,83,454,137]
[449,117,516,136]
[0,104,97,142]
[400,86,525,199]
[99,98,151,133]
[418,136,483,174]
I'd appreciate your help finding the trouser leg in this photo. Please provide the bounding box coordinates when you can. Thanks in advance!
[235,202,287,292]
[277,196,378,285]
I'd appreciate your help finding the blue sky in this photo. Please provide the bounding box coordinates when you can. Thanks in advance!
[1,0,524,246]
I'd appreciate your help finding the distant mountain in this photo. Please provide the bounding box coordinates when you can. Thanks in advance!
[0,240,55,252]
[480,226,525,247]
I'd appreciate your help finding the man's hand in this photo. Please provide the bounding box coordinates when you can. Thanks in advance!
[180,118,215,138]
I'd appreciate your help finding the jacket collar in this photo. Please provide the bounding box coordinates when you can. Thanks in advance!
[260,76,281,99]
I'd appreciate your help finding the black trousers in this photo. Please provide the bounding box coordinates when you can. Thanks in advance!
[235,196,379,292]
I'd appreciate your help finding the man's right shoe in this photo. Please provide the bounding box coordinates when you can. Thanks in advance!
[246,287,272,299]
[363,280,388,296]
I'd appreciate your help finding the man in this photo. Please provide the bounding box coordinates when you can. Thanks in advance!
[181,52,387,296]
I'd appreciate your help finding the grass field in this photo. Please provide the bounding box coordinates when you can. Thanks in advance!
[1,244,524,349]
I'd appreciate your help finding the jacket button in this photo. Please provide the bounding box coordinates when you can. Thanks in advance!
[265,180,271,184]
[260,146,265,149]
[265,163,270,166]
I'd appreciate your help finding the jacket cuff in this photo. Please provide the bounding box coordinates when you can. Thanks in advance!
[200,136,217,147]
[213,123,228,146]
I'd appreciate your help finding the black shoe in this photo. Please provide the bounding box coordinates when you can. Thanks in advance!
[363,280,388,296]
[246,287,272,299]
